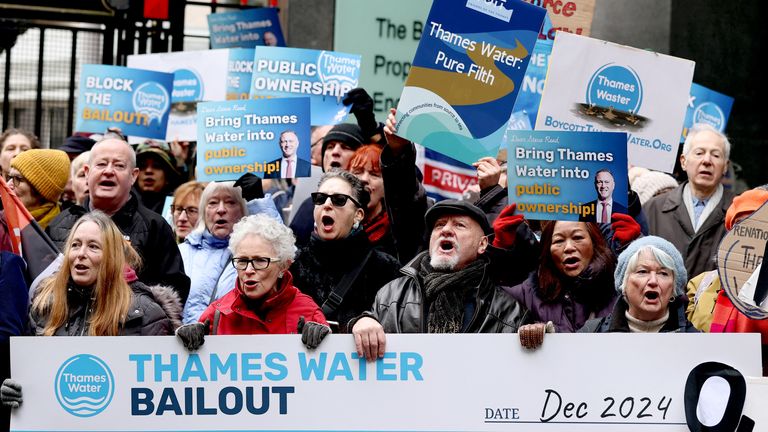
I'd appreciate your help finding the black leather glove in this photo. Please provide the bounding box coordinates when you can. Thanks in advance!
[234,173,264,201]
[175,319,209,351]
[1,379,22,408]
[342,88,380,139]
[298,316,331,350]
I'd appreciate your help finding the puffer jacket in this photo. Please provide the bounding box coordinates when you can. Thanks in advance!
[356,252,530,333]
[199,272,327,335]
[579,296,697,333]
[179,229,236,324]
[29,280,182,336]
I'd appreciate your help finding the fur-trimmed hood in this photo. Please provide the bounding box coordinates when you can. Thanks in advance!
[131,282,183,330]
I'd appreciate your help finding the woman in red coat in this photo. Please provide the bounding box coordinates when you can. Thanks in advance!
[176,213,330,350]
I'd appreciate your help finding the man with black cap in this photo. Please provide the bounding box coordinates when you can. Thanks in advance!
[58,135,95,160]
[350,200,530,361]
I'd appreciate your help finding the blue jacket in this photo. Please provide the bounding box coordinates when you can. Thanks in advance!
[0,252,28,341]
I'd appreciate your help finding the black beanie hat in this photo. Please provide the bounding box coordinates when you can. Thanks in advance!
[321,123,364,165]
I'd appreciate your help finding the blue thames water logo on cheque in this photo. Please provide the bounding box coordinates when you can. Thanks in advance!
[55,354,115,417]
[586,64,644,114]
[133,81,170,124]
[693,102,725,131]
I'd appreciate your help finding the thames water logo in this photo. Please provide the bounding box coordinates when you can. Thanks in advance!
[172,68,204,102]
[693,102,725,131]
[316,51,359,100]
[55,354,115,417]
[466,0,514,22]
[586,63,644,114]
[132,81,170,124]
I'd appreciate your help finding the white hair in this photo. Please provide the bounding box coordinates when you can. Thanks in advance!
[192,181,248,235]
[619,245,680,296]
[229,213,297,264]
[70,151,90,178]
[683,123,731,161]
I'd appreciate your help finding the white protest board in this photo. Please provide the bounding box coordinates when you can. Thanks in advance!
[10,333,760,431]
[535,32,695,173]
[127,50,229,142]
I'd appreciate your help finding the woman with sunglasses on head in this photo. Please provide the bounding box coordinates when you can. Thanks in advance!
[289,169,401,333]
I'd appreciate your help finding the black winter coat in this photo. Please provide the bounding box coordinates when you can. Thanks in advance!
[290,229,401,332]
[45,191,190,302]
[579,296,697,333]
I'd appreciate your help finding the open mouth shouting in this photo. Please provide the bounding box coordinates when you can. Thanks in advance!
[319,214,336,233]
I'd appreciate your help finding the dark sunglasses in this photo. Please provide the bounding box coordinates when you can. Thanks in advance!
[310,192,362,208]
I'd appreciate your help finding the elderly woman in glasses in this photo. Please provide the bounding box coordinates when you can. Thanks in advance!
[175,214,330,350]
[289,169,401,333]
[179,181,280,325]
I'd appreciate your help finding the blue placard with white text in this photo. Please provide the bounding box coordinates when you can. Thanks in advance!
[681,83,734,141]
[510,14,554,128]
[507,130,627,221]
[197,98,311,182]
[76,65,174,139]
[227,48,255,100]
[208,8,285,49]
[249,47,361,125]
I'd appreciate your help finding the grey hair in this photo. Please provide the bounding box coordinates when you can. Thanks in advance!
[229,213,297,264]
[193,181,248,235]
[683,123,731,161]
[89,138,137,169]
[318,168,370,209]
[618,245,682,296]
[70,151,90,178]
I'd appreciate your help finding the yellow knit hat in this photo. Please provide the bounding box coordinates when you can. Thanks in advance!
[11,149,71,202]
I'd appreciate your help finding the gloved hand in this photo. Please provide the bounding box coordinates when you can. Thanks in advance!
[234,173,264,201]
[298,316,331,350]
[1,379,22,408]
[518,321,555,350]
[611,213,642,246]
[492,204,525,249]
[342,88,379,139]
[175,319,209,351]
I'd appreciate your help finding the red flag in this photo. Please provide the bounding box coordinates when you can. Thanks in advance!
[0,177,61,282]
[144,0,169,20]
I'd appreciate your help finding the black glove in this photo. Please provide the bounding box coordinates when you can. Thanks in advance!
[234,173,264,201]
[342,88,380,139]
[298,316,331,350]
[1,379,22,408]
[175,320,209,351]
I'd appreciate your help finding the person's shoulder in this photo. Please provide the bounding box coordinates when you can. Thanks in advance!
[643,184,682,212]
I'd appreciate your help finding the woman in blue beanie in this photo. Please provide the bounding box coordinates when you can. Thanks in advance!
[579,236,697,333]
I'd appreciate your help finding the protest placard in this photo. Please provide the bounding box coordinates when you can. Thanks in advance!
[127,50,229,142]
[208,7,285,49]
[334,0,431,115]
[76,65,173,140]
[506,130,627,221]
[510,13,554,128]
[196,98,311,181]
[249,47,361,126]
[523,0,595,37]
[422,148,479,201]
[535,32,695,173]
[226,48,255,100]
[395,0,545,166]
[10,333,761,431]
[681,83,734,141]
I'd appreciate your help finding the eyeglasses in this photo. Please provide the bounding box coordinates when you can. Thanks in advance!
[311,192,362,208]
[7,173,26,186]
[231,256,280,271]
[171,205,199,216]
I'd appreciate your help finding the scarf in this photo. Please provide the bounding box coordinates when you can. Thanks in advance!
[30,202,61,229]
[364,209,390,244]
[201,229,230,249]
[419,257,486,333]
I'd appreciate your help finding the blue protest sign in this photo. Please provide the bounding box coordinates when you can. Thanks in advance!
[76,65,173,139]
[208,7,285,49]
[395,0,546,166]
[226,48,255,100]
[197,98,311,182]
[507,130,628,221]
[681,83,734,141]
[249,47,361,125]
[511,13,554,128]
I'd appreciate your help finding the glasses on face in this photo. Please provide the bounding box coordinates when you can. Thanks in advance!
[92,160,130,172]
[7,173,26,186]
[311,192,362,208]
[231,256,280,271]
[171,205,199,216]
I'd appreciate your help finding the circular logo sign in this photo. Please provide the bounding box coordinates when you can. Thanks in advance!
[132,81,171,123]
[586,64,643,114]
[55,354,115,417]
[693,102,725,131]
[172,68,203,102]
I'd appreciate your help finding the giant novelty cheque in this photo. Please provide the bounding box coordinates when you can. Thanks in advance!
[249,47,361,126]
[535,32,695,173]
[76,65,174,140]
[9,334,762,431]
[127,50,229,142]
[196,97,311,181]
[395,0,545,166]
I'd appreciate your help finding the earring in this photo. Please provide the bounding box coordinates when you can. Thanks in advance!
[353,220,360,229]
[669,297,675,303]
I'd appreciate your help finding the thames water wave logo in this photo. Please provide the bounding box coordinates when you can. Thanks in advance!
[316,51,359,100]
[172,68,204,102]
[586,63,643,114]
[693,102,725,131]
[132,81,170,124]
[55,354,115,417]
[466,0,514,22]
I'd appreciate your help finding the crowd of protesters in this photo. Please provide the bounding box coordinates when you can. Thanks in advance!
[1,87,767,423]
